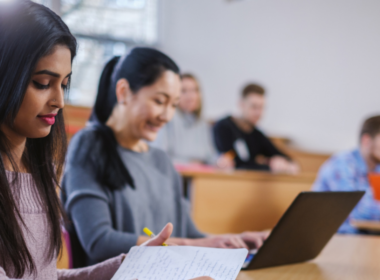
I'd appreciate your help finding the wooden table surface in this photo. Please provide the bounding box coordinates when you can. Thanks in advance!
[180,169,317,183]
[237,234,380,280]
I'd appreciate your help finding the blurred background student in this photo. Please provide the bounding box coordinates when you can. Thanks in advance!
[62,48,268,266]
[152,73,233,169]
[213,83,299,174]
[313,116,380,234]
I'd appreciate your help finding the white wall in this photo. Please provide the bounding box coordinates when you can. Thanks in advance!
[158,0,380,153]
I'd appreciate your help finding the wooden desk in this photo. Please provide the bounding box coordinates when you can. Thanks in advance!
[181,170,316,234]
[237,234,380,280]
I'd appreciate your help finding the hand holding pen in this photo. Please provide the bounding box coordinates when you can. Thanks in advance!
[140,223,173,246]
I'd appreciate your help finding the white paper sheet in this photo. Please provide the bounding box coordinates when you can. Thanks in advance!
[111,246,248,280]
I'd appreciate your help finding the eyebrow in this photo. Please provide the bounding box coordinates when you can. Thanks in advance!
[157,92,180,100]
[34,70,72,78]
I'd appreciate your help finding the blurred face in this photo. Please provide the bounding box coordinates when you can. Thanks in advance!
[179,77,201,114]
[2,45,71,140]
[124,70,181,141]
[240,93,265,126]
[369,134,380,163]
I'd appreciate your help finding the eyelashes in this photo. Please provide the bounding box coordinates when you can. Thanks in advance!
[33,80,49,89]
[33,80,68,90]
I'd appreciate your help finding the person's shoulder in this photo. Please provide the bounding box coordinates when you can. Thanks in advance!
[328,149,358,165]
[67,124,106,162]
[319,149,359,175]
[213,115,232,129]
[253,127,269,137]
[196,117,212,129]
[71,124,100,142]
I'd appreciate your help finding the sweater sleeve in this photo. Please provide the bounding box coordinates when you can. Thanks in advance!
[62,130,138,263]
[257,129,291,160]
[181,197,206,238]
[57,254,124,280]
[169,164,206,239]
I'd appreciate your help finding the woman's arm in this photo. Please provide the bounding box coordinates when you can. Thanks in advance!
[57,254,124,280]
[68,195,138,262]
[63,130,141,262]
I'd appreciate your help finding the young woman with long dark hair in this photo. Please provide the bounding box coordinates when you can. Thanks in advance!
[62,47,269,266]
[0,2,183,279]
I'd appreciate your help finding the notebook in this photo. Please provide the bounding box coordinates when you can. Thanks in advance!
[111,246,248,280]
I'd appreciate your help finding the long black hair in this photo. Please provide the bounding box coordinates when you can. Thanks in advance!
[0,1,76,277]
[89,47,180,190]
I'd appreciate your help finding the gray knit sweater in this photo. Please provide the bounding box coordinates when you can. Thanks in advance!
[0,171,123,280]
[62,126,205,265]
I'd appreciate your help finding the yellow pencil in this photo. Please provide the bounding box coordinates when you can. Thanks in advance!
[143,227,168,246]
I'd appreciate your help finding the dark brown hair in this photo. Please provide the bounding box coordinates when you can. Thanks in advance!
[360,115,380,138]
[0,1,76,277]
[241,83,265,98]
[180,73,202,118]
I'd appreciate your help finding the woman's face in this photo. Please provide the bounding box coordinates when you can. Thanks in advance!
[125,70,181,142]
[4,45,72,140]
[178,77,201,114]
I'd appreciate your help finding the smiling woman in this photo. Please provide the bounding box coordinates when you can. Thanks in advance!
[61,48,269,267]
[0,2,125,280]
[0,1,77,277]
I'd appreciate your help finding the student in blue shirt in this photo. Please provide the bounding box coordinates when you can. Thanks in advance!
[313,115,380,234]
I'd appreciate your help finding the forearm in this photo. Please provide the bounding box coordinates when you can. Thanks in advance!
[70,198,138,261]
[58,254,124,280]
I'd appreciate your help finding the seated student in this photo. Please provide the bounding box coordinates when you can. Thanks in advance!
[0,3,180,279]
[152,73,233,168]
[313,115,380,234]
[62,48,268,266]
[213,83,299,173]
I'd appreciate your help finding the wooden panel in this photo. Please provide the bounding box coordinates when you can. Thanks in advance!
[286,150,330,174]
[63,105,92,140]
[269,136,331,174]
[189,171,315,234]
[238,235,380,280]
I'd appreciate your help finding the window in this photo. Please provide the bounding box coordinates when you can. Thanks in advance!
[33,0,159,106]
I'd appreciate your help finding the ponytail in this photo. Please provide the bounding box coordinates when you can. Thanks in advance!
[91,56,120,123]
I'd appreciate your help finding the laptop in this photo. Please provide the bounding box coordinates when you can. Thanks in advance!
[242,191,365,270]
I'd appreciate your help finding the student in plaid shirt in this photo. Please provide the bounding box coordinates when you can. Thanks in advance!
[313,116,380,234]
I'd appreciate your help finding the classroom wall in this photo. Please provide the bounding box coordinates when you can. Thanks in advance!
[158,0,380,153]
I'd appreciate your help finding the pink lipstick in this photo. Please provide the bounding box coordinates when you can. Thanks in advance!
[38,113,57,125]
